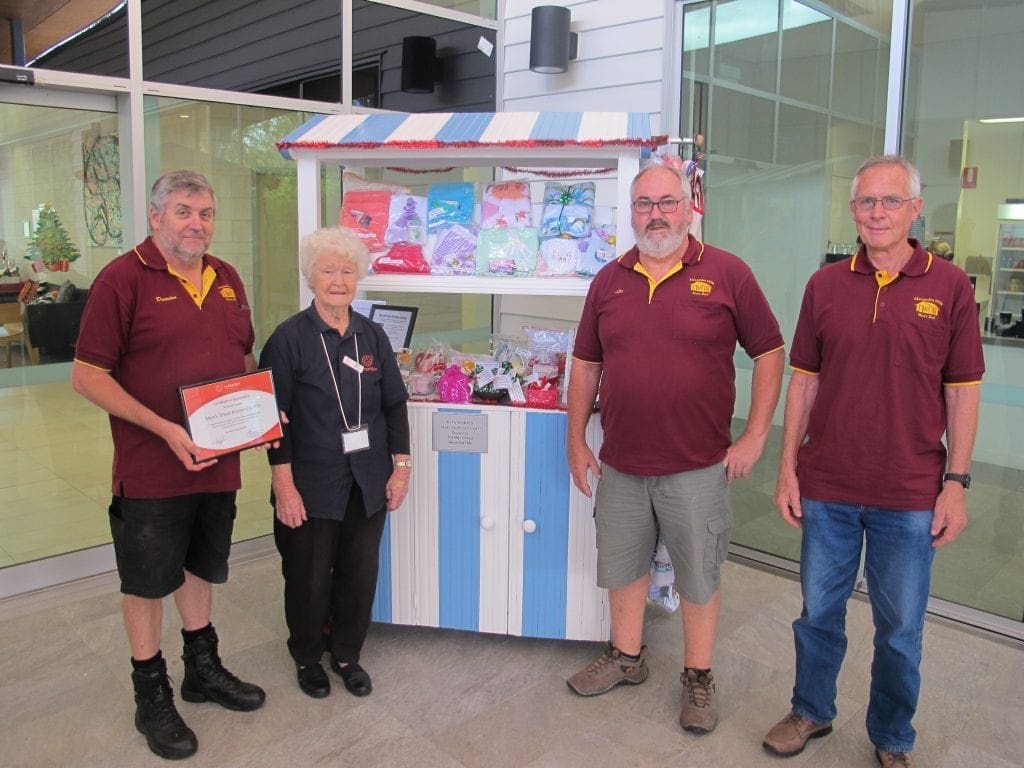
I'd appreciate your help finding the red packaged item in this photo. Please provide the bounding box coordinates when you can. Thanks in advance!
[526,378,559,409]
[340,189,391,251]
[371,243,431,274]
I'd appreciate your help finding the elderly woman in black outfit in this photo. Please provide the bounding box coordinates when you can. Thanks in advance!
[260,226,411,699]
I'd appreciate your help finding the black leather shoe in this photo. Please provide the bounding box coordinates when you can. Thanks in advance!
[180,627,266,711]
[330,658,372,696]
[296,662,331,698]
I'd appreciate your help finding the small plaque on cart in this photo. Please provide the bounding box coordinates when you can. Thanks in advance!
[432,410,488,453]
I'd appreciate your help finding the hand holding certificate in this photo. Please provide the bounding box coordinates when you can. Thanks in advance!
[179,369,284,462]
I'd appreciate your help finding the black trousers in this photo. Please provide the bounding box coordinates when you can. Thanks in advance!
[274,487,387,667]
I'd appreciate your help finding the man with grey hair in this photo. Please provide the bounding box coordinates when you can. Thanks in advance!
[73,170,265,760]
[566,160,785,735]
[763,155,983,768]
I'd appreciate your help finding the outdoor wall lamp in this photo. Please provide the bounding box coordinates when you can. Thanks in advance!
[529,5,578,74]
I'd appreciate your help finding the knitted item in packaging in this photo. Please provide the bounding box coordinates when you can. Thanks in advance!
[480,181,532,229]
[340,189,390,252]
[475,227,539,276]
[385,195,427,245]
[427,182,475,232]
[430,224,478,275]
[539,181,595,239]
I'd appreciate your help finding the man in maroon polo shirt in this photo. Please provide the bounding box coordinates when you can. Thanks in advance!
[72,171,265,760]
[565,161,785,736]
[762,156,984,768]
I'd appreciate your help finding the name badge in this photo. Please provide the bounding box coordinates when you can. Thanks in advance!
[343,355,364,373]
[342,427,370,454]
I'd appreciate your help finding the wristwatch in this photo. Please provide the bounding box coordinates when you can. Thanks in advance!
[393,459,412,469]
[942,472,971,489]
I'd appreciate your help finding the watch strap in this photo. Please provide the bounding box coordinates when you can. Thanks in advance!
[942,472,970,489]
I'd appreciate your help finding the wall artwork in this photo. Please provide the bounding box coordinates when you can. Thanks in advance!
[82,134,123,248]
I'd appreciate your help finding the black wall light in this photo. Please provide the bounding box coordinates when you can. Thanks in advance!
[401,36,438,94]
[529,5,578,74]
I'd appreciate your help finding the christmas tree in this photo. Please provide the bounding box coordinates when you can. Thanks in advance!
[26,204,81,269]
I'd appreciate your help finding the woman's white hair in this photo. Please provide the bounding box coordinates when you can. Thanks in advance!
[298,226,370,283]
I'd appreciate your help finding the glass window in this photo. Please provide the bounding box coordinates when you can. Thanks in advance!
[0,99,121,363]
[903,0,1024,622]
[142,96,337,344]
[353,0,497,112]
[711,87,776,164]
[680,0,891,574]
[833,21,887,121]
[713,0,779,93]
[141,0,342,92]
[779,1,831,107]
[682,2,711,78]
[0,98,122,568]
[18,1,128,75]
[367,0,497,22]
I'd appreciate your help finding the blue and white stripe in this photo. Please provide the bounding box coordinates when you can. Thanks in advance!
[278,111,660,159]
[372,402,609,641]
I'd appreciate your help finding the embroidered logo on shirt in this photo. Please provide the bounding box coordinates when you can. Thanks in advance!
[689,278,714,296]
[219,286,237,301]
[155,295,178,302]
[360,353,378,373]
[914,298,942,320]
[614,288,625,295]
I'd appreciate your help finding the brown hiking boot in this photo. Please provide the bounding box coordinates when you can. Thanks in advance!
[566,644,649,696]
[876,749,916,767]
[679,668,717,734]
[763,711,833,757]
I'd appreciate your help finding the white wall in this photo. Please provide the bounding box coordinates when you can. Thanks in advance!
[501,0,668,130]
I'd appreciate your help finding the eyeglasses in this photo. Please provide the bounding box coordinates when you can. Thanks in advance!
[852,195,916,211]
[631,197,683,214]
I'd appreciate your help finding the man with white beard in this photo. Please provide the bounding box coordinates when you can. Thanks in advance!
[565,162,784,737]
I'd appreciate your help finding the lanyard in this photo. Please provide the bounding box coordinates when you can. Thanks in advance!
[320,330,363,431]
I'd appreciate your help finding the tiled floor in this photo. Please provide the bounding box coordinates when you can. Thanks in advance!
[1,555,1021,768]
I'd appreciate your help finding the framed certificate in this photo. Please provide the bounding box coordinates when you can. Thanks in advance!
[179,369,284,461]
[368,304,418,351]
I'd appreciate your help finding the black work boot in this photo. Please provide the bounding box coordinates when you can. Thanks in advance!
[180,626,266,712]
[132,660,198,760]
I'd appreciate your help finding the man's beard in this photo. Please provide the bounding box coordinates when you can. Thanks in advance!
[635,221,686,258]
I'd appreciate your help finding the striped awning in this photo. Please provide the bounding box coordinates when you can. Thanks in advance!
[277,111,665,158]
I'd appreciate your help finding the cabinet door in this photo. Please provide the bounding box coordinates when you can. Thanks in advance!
[508,411,608,641]
[373,405,512,633]
[373,404,607,641]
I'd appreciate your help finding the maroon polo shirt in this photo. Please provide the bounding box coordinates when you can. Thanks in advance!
[75,237,255,498]
[789,240,984,510]
[574,236,784,476]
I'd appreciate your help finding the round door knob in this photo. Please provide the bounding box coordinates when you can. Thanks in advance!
[522,519,537,533]
[480,516,495,530]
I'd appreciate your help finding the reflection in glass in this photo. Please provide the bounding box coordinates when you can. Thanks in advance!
[367,0,496,22]
[833,22,886,120]
[780,1,831,107]
[0,101,120,325]
[142,97,335,344]
[142,0,342,92]
[682,2,711,77]
[711,87,775,164]
[353,0,496,112]
[15,1,127,74]
[714,0,779,93]
[902,0,1024,621]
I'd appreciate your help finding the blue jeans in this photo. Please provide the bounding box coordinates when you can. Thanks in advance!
[791,499,935,753]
